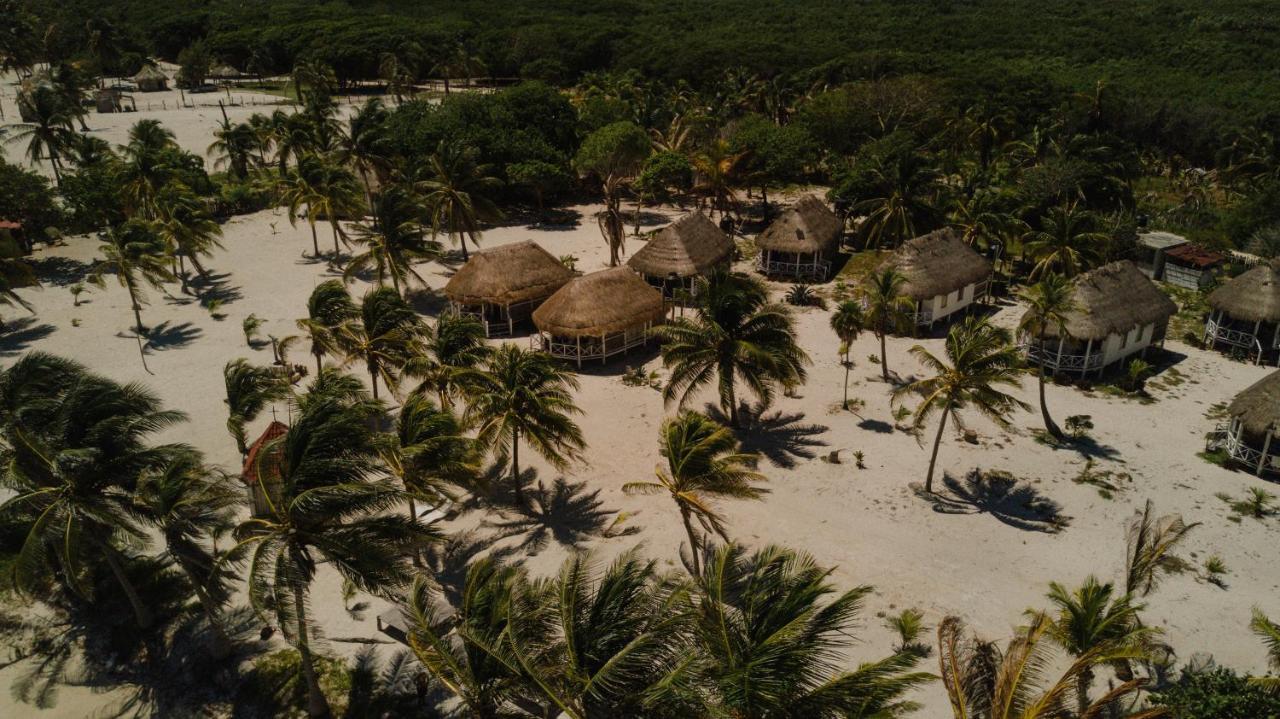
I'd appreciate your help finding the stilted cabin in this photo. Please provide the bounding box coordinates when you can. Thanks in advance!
[628,212,734,302]
[132,64,169,92]
[1019,261,1177,376]
[1213,370,1280,476]
[1205,259,1280,365]
[241,421,288,517]
[532,267,666,368]
[444,241,575,337]
[880,228,992,329]
[755,196,842,281]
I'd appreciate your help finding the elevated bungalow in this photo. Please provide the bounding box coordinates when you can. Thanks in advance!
[1214,370,1280,476]
[532,267,665,367]
[755,196,842,281]
[444,241,575,337]
[1205,259,1280,365]
[1020,261,1176,376]
[133,64,169,92]
[880,228,992,329]
[628,212,734,301]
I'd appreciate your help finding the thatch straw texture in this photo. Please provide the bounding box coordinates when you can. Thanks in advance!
[628,212,733,278]
[1028,261,1177,341]
[1229,370,1280,437]
[133,65,167,81]
[756,195,842,254]
[444,241,574,307]
[533,267,665,338]
[881,228,992,300]
[1208,260,1280,324]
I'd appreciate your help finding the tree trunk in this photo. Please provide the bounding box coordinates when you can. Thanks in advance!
[314,350,323,376]
[1037,334,1062,439]
[924,403,952,493]
[726,381,739,428]
[309,221,320,258]
[879,330,889,381]
[843,362,851,410]
[511,429,522,506]
[129,283,146,336]
[369,366,380,400]
[102,545,154,629]
[680,506,701,576]
[331,221,341,257]
[293,587,332,718]
[1076,668,1093,718]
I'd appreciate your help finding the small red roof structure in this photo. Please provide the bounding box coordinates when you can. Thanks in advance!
[1164,243,1225,269]
[242,421,288,485]
[0,220,21,230]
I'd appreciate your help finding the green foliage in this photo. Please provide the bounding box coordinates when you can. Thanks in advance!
[635,150,694,201]
[574,120,651,183]
[1149,666,1280,719]
[0,159,62,238]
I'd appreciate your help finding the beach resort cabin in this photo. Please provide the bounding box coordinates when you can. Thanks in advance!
[1135,231,1188,281]
[1205,259,1280,365]
[755,196,842,281]
[241,421,288,517]
[1162,244,1224,290]
[532,267,666,367]
[444,241,575,337]
[133,64,169,92]
[880,228,992,329]
[1020,261,1177,376]
[1214,370,1280,476]
[628,212,734,301]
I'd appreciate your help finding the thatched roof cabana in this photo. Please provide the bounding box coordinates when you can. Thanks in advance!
[533,267,665,339]
[628,212,733,279]
[756,195,842,255]
[1208,260,1280,324]
[1228,370,1280,438]
[1031,261,1177,341]
[445,241,573,308]
[132,64,168,90]
[881,228,992,301]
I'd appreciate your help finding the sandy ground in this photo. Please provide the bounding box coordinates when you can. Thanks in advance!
[2,74,1278,715]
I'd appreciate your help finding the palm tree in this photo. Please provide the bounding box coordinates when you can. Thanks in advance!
[118,120,179,219]
[339,98,391,205]
[623,411,765,575]
[208,118,257,180]
[692,137,744,219]
[417,143,503,260]
[279,154,326,257]
[1250,609,1280,693]
[831,299,865,409]
[862,267,913,381]
[6,85,76,186]
[1026,203,1106,279]
[683,543,932,717]
[1124,500,1200,598]
[345,185,439,294]
[462,344,585,505]
[1017,273,1077,440]
[270,110,315,176]
[232,391,425,718]
[284,154,363,259]
[135,446,242,658]
[335,286,423,400]
[223,358,289,456]
[154,184,224,287]
[855,151,942,249]
[656,270,810,428]
[0,353,185,630]
[893,317,1029,493]
[379,394,476,538]
[291,58,337,108]
[296,280,358,375]
[87,220,175,335]
[405,312,492,408]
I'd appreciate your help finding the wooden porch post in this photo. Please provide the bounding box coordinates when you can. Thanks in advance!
[1081,338,1093,377]
[601,332,607,365]
[576,336,582,369]
[1255,319,1263,365]
[507,304,514,337]
[1257,424,1274,476]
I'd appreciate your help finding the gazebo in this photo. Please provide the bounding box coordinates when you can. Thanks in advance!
[241,421,288,517]
[628,212,734,300]
[1205,259,1280,365]
[755,195,842,281]
[880,228,992,329]
[444,241,575,337]
[1020,261,1177,376]
[133,64,169,92]
[1215,370,1280,476]
[532,267,666,367]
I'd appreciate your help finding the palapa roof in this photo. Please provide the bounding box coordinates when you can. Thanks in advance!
[628,212,733,278]
[241,421,288,486]
[1028,261,1177,341]
[755,195,842,254]
[880,228,992,300]
[132,64,168,82]
[1208,260,1280,323]
[444,241,574,306]
[533,267,665,338]
[1228,370,1280,437]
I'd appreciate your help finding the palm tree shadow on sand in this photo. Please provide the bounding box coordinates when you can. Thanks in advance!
[0,316,56,357]
[706,401,829,469]
[480,472,640,554]
[916,469,1071,533]
[421,529,523,608]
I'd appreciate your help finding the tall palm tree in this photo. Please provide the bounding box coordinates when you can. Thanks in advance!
[154,184,224,287]
[1123,500,1199,599]
[279,154,327,258]
[656,270,810,428]
[462,344,586,505]
[893,317,1029,493]
[623,410,765,575]
[417,143,503,260]
[1250,609,1280,694]
[134,446,242,658]
[296,280,358,375]
[1026,203,1106,279]
[6,85,76,186]
[855,151,942,250]
[118,120,179,219]
[270,110,315,177]
[692,137,744,219]
[831,299,865,409]
[862,267,913,381]
[379,394,477,535]
[1017,273,1077,440]
[335,286,423,400]
[232,391,425,718]
[223,358,289,456]
[405,313,492,408]
[0,353,185,630]
[345,185,439,294]
[284,154,363,259]
[339,98,391,205]
[208,118,257,180]
[87,220,175,335]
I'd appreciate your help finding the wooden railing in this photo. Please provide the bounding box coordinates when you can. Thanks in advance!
[1204,318,1263,354]
[757,258,831,281]
[1021,342,1104,372]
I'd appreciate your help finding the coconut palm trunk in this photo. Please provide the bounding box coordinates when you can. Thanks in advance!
[510,428,522,505]
[924,402,952,493]
[680,506,701,575]
[186,570,234,658]
[101,543,154,629]
[1077,668,1094,717]
[843,361,851,410]
[1037,331,1062,439]
[292,588,332,718]
[878,329,889,381]
[309,219,320,257]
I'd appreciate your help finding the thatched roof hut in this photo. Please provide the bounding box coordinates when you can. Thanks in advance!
[132,64,168,91]
[533,267,665,339]
[1029,261,1177,341]
[881,228,992,300]
[445,241,574,308]
[1228,370,1280,439]
[756,195,842,255]
[628,212,733,279]
[1208,260,1280,324]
